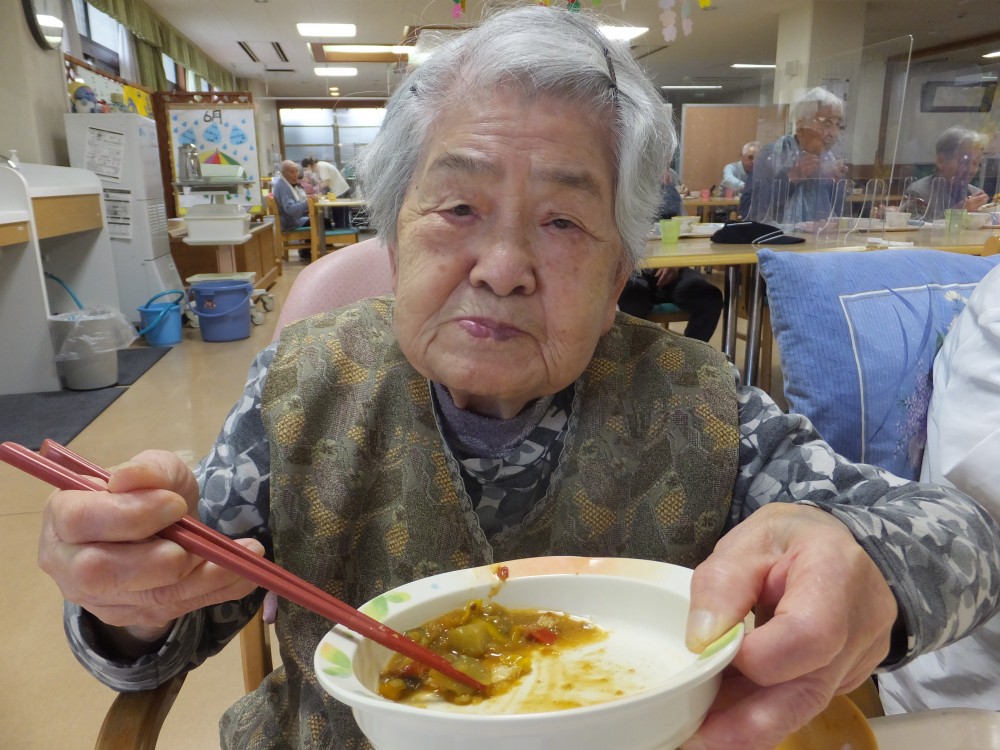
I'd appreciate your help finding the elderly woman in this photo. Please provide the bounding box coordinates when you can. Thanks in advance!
[39,7,999,750]
[899,126,990,220]
[746,86,850,228]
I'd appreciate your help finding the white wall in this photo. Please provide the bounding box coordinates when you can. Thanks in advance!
[0,0,71,165]
[244,79,280,178]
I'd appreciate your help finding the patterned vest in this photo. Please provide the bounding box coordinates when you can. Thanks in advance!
[221,297,739,749]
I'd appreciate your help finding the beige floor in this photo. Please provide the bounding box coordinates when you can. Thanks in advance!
[0,259,306,749]
[0,260,784,749]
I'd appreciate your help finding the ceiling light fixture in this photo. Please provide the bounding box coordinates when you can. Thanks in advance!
[598,25,648,41]
[983,50,1000,58]
[731,63,776,69]
[314,67,358,77]
[661,85,722,90]
[322,45,414,54]
[297,23,356,37]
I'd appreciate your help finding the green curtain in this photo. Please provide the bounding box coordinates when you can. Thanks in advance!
[86,0,235,90]
[134,37,169,92]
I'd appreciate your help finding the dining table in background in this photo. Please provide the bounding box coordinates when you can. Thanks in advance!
[681,191,904,224]
[682,196,740,222]
[311,196,369,256]
[643,225,998,388]
[313,196,368,225]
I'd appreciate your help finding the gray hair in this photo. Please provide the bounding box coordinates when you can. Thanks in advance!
[356,5,674,272]
[936,126,988,158]
[742,141,761,155]
[791,86,845,124]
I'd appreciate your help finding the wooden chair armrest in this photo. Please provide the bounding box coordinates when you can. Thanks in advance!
[95,673,187,750]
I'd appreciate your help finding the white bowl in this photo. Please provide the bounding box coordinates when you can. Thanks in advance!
[315,556,743,750]
[676,215,699,233]
[884,211,911,228]
[964,211,990,229]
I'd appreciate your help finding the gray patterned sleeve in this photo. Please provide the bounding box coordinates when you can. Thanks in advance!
[731,384,1000,666]
[63,346,278,691]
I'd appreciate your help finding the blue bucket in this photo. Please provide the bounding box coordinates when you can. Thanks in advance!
[189,280,253,342]
[137,290,184,346]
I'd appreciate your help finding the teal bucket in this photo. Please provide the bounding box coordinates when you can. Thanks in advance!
[137,290,184,346]
[189,280,253,342]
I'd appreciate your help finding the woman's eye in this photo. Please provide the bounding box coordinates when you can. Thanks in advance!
[448,204,473,217]
[550,218,579,230]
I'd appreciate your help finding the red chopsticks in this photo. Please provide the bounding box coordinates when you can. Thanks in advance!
[0,440,486,693]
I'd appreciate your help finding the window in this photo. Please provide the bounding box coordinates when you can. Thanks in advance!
[278,107,386,177]
[280,108,336,164]
[162,53,178,89]
[71,1,122,76]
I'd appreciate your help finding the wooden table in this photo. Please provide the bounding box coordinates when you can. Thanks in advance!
[313,197,367,226]
[643,226,998,386]
[682,196,739,222]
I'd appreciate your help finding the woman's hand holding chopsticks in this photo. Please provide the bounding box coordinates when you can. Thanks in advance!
[37,449,263,656]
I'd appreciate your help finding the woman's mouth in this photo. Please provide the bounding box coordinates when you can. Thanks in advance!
[457,317,521,341]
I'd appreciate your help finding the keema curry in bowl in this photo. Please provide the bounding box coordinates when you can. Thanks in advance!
[314,556,743,750]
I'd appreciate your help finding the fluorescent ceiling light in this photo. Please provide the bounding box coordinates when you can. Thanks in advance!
[599,25,648,41]
[297,23,356,37]
[661,85,722,90]
[322,45,414,54]
[314,67,358,77]
[731,63,775,69]
[983,50,1000,58]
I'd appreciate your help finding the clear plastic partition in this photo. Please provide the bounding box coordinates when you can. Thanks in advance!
[743,36,915,244]
[887,52,1000,238]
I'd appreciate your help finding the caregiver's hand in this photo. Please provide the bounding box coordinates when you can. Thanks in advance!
[680,502,898,750]
[37,450,262,654]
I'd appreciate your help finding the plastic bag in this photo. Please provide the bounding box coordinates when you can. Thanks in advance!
[49,306,138,361]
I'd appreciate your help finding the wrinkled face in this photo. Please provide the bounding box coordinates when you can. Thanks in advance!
[389,89,627,419]
[281,164,299,184]
[741,148,757,173]
[937,144,983,184]
[796,105,844,153]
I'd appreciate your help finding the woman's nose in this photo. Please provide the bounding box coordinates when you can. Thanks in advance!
[468,228,538,297]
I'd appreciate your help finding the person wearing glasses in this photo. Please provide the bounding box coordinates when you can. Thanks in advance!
[34,7,1000,750]
[746,87,849,228]
[899,126,989,221]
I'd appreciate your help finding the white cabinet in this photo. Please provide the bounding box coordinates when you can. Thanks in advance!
[0,163,120,395]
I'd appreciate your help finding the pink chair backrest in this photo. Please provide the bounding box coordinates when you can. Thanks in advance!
[272,238,394,339]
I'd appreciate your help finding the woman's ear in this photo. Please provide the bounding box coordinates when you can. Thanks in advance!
[603,267,630,333]
[387,243,400,292]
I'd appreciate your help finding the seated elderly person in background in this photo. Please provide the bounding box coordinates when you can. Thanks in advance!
[899,126,990,221]
[721,141,759,194]
[618,164,723,342]
[271,159,310,230]
[747,87,849,228]
[35,7,1000,750]
[879,262,1000,714]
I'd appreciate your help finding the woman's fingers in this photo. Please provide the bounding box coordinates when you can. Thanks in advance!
[49,537,263,629]
[684,503,898,750]
[681,672,835,750]
[37,450,259,632]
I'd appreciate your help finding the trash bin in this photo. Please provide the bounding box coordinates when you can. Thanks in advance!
[49,307,137,390]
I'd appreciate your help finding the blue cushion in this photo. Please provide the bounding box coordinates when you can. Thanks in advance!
[758,248,1000,479]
